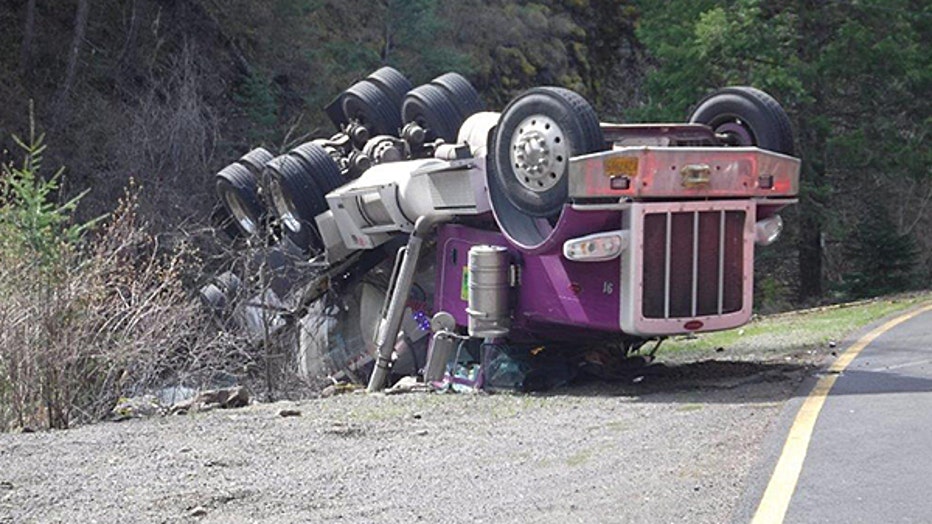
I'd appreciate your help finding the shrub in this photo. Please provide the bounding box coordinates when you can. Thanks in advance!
[0,117,233,431]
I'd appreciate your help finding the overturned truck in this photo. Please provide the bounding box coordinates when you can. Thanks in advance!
[209,67,800,392]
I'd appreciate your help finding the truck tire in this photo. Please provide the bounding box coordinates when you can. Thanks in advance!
[367,67,413,112]
[199,282,228,314]
[342,80,403,137]
[491,87,604,218]
[215,271,242,299]
[237,147,274,178]
[402,83,462,143]
[211,204,242,241]
[290,141,344,193]
[265,154,329,253]
[200,271,243,318]
[431,72,484,123]
[688,86,794,155]
[216,162,264,236]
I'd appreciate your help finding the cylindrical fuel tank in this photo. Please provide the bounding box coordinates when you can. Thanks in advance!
[467,245,511,338]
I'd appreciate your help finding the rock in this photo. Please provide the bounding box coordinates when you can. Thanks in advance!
[413,429,428,436]
[170,386,251,415]
[0,482,13,490]
[188,506,208,517]
[828,340,837,348]
[111,395,163,421]
[278,409,302,418]
[202,386,250,408]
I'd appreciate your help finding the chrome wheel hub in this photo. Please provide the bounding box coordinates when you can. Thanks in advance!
[510,114,568,193]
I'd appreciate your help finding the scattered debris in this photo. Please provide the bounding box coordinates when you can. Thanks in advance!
[323,422,363,437]
[386,376,430,395]
[155,386,197,407]
[321,383,362,398]
[110,386,252,421]
[278,409,302,418]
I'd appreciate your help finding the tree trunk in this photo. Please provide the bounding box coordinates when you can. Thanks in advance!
[116,0,140,68]
[797,196,824,301]
[794,0,831,302]
[20,0,36,81]
[53,0,90,125]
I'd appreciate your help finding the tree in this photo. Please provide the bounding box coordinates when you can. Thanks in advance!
[53,0,90,126]
[633,0,931,301]
[843,202,918,298]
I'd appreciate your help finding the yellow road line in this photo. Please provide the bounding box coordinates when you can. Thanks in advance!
[751,303,932,524]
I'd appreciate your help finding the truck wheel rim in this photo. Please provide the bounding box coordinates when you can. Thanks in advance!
[714,119,754,146]
[269,178,302,233]
[224,191,257,234]
[510,114,568,193]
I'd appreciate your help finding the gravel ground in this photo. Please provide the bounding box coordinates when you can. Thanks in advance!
[0,349,823,524]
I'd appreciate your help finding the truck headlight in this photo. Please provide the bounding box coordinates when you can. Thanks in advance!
[563,231,628,262]
[755,214,783,246]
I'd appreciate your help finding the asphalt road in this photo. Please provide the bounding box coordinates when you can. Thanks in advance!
[742,307,932,524]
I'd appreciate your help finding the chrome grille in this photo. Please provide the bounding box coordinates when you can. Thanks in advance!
[641,209,745,319]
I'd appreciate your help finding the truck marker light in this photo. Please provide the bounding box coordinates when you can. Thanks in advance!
[755,214,784,246]
[759,174,774,190]
[563,230,629,262]
[684,320,704,331]
[610,176,631,190]
[773,176,793,194]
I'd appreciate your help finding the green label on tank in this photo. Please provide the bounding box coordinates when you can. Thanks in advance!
[461,265,469,301]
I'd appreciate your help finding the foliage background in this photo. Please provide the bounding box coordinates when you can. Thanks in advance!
[0,0,928,307]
